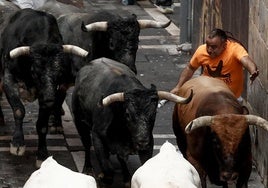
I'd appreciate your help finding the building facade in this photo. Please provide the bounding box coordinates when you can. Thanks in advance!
[179,0,268,186]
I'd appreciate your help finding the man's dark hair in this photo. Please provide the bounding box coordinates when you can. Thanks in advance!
[208,28,228,41]
[208,28,247,50]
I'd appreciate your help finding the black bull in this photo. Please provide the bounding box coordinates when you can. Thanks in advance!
[42,8,171,131]
[57,11,171,74]
[0,8,88,166]
[71,57,193,185]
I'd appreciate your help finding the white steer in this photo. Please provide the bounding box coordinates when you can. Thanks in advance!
[131,141,201,188]
[23,156,97,188]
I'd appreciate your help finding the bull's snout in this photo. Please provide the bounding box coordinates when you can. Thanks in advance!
[134,138,151,151]
[38,87,56,109]
[220,171,238,183]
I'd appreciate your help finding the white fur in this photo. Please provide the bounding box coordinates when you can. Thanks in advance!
[131,141,201,188]
[23,156,97,188]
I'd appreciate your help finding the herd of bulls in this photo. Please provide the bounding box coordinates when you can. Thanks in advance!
[0,0,268,188]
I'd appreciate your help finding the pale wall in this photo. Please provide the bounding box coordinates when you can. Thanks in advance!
[248,0,268,186]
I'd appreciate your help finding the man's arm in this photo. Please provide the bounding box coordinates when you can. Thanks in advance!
[170,64,196,95]
[240,56,259,83]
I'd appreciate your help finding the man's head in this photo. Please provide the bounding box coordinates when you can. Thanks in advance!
[206,28,227,58]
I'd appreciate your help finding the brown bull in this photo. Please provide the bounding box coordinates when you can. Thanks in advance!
[172,76,268,188]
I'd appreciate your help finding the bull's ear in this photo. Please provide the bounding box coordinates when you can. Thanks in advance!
[4,54,11,60]
[81,21,87,32]
[131,14,137,19]
[150,84,156,90]
[97,96,104,108]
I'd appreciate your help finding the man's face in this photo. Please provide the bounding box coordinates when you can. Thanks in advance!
[206,36,226,58]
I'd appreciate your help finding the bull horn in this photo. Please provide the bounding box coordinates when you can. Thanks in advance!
[9,46,30,59]
[245,115,268,131]
[102,92,124,106]
[138,19,171,29]
[81,21,108,32]
[157,89,193,104]
[62,45,88,57]
[185,116,213,133]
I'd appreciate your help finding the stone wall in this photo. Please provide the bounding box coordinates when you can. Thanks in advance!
[183,0,268,186]
[248,0,268,185]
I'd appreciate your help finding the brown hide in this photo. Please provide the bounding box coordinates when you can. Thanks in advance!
[211,114,248,155]
[174,76,244,156]
[173,76,251,187]
[175,75,243,129]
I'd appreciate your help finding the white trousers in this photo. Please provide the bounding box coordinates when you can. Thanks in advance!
[11,0,46,9]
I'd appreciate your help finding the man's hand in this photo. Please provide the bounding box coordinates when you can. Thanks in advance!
[249,70,259,84]
[170,87,179,95]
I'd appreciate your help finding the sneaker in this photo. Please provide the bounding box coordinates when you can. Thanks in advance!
[154,0,174,14]
[154,4,174,14]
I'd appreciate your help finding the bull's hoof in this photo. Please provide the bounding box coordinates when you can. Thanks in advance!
[36,151,49,168]
[49,125,63,134]
[48,115,64,134]
[83,167,95,177]
[98,172,114,185]
[10,143,26,156]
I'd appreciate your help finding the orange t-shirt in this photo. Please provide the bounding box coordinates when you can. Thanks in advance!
[190,40,248,98]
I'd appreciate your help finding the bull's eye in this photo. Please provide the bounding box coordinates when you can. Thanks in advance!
[212,137,219,145]
[125,109,131,119]
[212,138,222,152]
[109,39,115,50]
[125,103,137,121]
[212,138,218,145]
